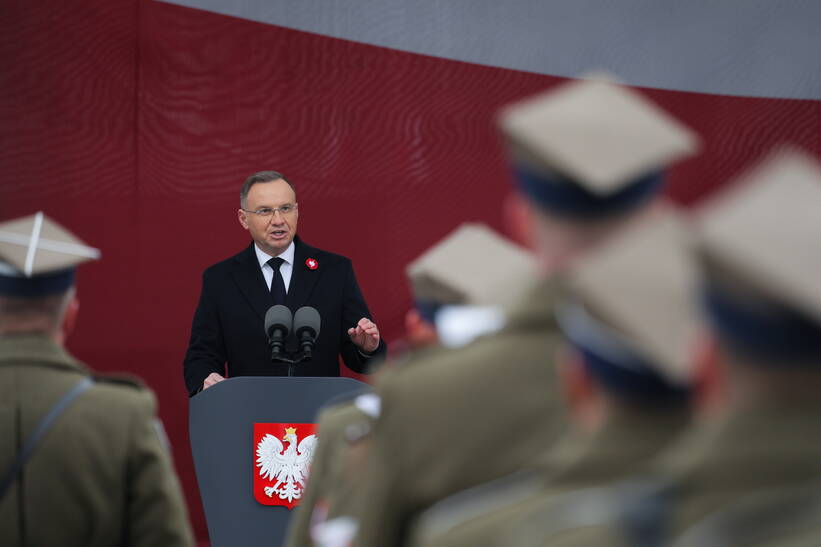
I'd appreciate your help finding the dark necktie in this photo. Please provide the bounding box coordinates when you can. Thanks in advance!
[267,257,286,305]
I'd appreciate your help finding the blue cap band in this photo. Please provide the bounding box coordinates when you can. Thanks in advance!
[512,165,665,217]
[414,299,443,325]
[0,268,76,297]
[577,344,691,405]
[558,304,690,405]
[703,283,821,363]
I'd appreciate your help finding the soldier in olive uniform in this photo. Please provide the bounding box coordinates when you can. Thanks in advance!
[285,396,375,547]
[352,76,701,547]
[657,148,821,544]
[0,213,193,547]
[285,223,535,547]
[485,148,821,546]
[407,207,701,547]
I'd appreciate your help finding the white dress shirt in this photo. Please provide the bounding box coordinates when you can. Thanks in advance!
[254,241,295,292]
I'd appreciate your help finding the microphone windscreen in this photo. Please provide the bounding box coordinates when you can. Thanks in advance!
[294,306,321,337]
[264,305,293,337]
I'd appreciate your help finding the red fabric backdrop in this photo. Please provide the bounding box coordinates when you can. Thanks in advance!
[2,1,819,542]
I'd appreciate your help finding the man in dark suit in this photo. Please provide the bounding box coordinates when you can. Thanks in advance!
[183,171,386,396]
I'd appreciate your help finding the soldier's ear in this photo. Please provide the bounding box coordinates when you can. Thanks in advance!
[503,191,534,251]
[404,309,438,349]
[555,344,600,430]
[60,295,80,343]
[692,330,726,416]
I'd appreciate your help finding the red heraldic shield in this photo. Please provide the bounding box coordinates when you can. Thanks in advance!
[253,422,319,509]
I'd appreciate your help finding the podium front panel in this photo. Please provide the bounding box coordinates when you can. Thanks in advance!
[189,376,370,547]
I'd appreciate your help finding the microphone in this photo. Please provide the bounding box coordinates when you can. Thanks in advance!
[293,306,321,360]
[264,305,292,361]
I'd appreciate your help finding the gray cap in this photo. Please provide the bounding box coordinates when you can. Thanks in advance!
[558,205,700,386]
[499,75,700,216]
[692,148,821,365]
[406,223,536,309]
[695,148,821,324]
[0,212,100,296]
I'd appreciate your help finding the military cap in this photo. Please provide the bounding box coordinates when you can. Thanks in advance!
[694,148,821,360]
[406,223,537,347]
[557,206,700,397]
[406,222,536,311]
[0,212,100,296]
[498,74,700,217]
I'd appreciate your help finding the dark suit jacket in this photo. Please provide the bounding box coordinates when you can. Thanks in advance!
[183,237,385,396]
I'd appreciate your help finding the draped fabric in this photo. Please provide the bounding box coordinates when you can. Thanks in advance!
[1,1,819,541]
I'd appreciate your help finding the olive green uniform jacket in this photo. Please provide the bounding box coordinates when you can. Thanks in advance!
[408,405,691,547]
[0,335,194,547]
[662,396,821,544]
[495,396,821,546]
[285,401,372,547]
[286,346,446,547]
[353,281,567,547]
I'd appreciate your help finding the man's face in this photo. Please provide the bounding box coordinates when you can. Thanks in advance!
[238,179,299,256]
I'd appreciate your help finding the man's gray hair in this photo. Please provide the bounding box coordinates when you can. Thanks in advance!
[240,171,294,207]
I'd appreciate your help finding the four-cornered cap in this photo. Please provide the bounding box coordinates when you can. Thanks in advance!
[695,148,821,324]
[0,212,100,296]
[406,223,536,309]
[499,76,700,196]
[559,206,700,385]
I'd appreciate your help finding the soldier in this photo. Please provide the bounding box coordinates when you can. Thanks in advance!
[491,148,821,546]
[285,223,535,547]
[0,213,193,547]
[352,75,700,547]
[407,207,701,547]
[659,148,821,544]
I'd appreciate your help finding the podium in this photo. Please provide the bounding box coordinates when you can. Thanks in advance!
[189,376,370,547]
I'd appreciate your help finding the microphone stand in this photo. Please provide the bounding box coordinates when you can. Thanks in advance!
[270,347,312,377]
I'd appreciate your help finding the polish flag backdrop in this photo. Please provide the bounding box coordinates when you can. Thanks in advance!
[2,1,818,541]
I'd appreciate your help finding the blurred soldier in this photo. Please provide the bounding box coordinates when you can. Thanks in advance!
[285,223,535,547]
[495,148,821,546]
[660,148,821,544]
[408,207,701,547]
[0,213,193,547]
[352,75,700,547]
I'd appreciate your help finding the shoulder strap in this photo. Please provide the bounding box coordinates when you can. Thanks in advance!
[0,377,94,500]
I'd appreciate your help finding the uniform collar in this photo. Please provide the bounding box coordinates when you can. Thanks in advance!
[0,333,88,374]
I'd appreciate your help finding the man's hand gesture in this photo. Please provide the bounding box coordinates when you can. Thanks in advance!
[348,317,381,353]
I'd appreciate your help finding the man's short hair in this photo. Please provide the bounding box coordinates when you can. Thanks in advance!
[240,171,294,207]
[0,288,74,333]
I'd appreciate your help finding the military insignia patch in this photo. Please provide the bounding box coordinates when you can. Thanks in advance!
[254,423,318,509]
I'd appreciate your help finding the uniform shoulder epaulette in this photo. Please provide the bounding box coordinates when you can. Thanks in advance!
[318,387,371,412]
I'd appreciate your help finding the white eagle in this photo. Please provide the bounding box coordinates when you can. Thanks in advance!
[256,427,318,502]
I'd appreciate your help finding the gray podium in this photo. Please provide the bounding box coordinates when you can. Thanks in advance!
[189,376,370,547]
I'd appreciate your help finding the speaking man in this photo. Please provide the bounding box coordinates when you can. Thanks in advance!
[183,171,386,396]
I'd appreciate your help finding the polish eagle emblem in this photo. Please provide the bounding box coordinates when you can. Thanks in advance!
[254,424,318,509]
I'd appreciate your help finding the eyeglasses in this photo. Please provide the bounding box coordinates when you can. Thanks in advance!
[242,204,298,217]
